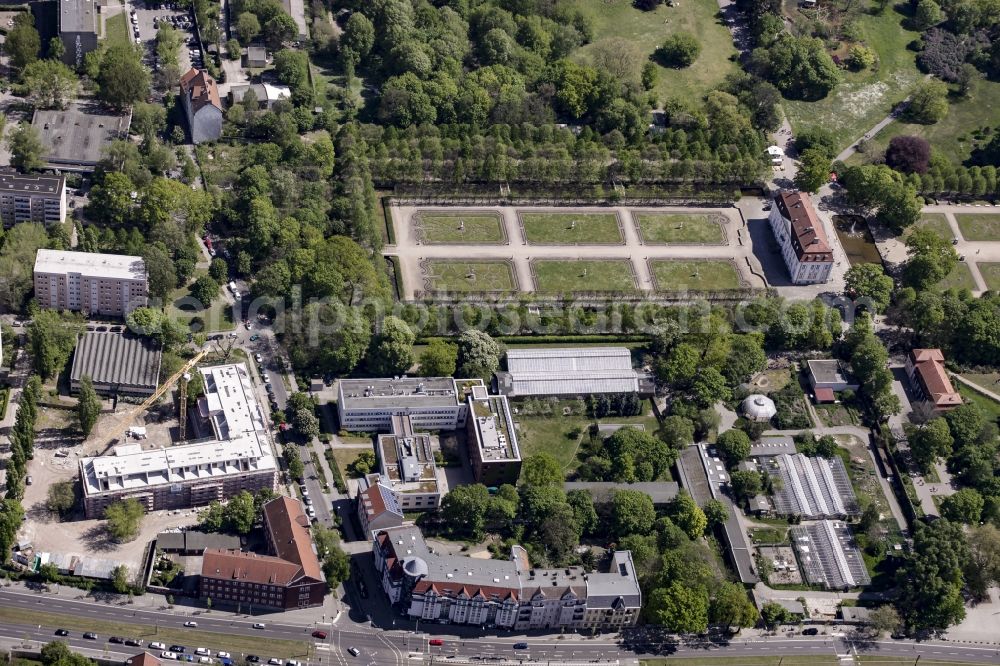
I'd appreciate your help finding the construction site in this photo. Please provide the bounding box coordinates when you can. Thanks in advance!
[18,344,277,580]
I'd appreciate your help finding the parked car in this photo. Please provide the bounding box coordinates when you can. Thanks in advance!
[161,652,178,661]
[151,643,167,651]
[253,623,266,629]
[245,657,260,663]
[125,639,143,647]
[109,637,124,644]
[195,648,211,656]
[347,648,360,657]
[83,633,98,640]
[184,621,198,628]
[802,628,819,635]
[216,653,231,660]
[199,657,212,664]
[55,629,69,637]
[170,646,186,653]
[268,659,283,665]
[513,643,528,650]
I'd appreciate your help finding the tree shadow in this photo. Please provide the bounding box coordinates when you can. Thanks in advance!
[81,522,118,553]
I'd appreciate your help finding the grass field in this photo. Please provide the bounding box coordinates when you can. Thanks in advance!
[517,412,660,473]
[520,212,623,245]
[569,0,738,103]
[937,262,978,292]
[330,446,367,480]
[422,260,518,292]
[104,13,132,47]
[783,7,923,153]
[979,263,1000,292]
[904,213,954,241]
[166,272,236,333]
[531,259,636,293]
[649,260,742,291]
[845,78,1000,164]
[0,607,311,659]
[415,212,506,244]
[634,212,727,245]
[957,383,1000,424]
[955,213,1000,241]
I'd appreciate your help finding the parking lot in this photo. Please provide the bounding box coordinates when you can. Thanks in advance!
[129,0,199,77]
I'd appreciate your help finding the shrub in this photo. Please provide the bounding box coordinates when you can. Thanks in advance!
[885,135,932,174]
[658,33,702,68]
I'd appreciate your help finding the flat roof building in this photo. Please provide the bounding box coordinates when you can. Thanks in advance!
[58,0,99,67]
[200,496,325,610]
[34,249,148,317]
[338,377,483,432]
[372,415,447,511]
[33,104,131,170]
[496,347,653,398]
[807,359,859,393]
[466,385,521,486]
[0,169,67,227]
[763,453,860,519]
[906,348,962,411]
[79,363,276,517]
[70,332,162,397]
[372,525,640,632]
[156,530,241,554]
[768,190,833,285]
[791,521,871,589]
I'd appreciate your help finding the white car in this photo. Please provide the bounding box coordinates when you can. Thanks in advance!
[161,652,178,660]
[195,648,211,656]
[184,621,198,628]
[303,497,312,506]
[151,643,167,651]
[253,623,266,629]
[216,653,231,660]
[199,658,213,664]
[268,659,283,665]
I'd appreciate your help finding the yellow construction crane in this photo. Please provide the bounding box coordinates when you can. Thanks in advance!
[96,350,208,455]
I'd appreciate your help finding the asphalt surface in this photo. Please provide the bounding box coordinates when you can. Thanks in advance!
[4,588,1000,665]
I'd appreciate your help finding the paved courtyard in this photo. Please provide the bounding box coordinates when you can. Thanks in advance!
[387,205,767,299]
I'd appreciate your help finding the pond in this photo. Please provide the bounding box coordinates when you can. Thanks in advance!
[834,215,883,266]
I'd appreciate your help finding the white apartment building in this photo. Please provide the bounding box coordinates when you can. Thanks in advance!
[338,377,483,432]
[0,170,66,226]
[768,190,834,285]
[34,249,148,317]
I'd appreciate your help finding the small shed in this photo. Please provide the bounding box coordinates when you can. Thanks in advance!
[814,387,836,403]
[246,46,267,69]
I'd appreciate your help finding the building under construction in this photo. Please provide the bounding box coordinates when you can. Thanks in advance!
[78,363,277,518]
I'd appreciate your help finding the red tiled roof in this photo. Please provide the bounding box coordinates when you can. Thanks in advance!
[126,653,162,666]
[413,579,519,601]
[814,388,835,403]
[909,349,962,408]
[263,495,324,582]
[775,191,833,262]
[201,549,302,586]
[180,68,221,113]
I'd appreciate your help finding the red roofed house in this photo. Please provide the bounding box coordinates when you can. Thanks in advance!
[356,473,404,536]
[768,191,834,285]
[125,652,162,666]
[906,348,963,411]
[179,68,223,144]
[199,495,326,610]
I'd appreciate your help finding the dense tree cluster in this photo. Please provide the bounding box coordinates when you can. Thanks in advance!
[576,427,678,483]
[839,314,901,420]
[5,375,41,505]
[199,489,279,535]
[839,164,922,233]
[104,498,146,543]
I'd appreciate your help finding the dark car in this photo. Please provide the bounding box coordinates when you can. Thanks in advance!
[125,639,143,647]
[55,629,69,637]
[109,637,124,644]
[246,657,260,663]
[83,633,98,640]
[802,628,820,636]
[170,646,186,653]
[513,643,528,650]
[311,631,327,639]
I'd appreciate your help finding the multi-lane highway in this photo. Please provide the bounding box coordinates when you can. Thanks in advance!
[3,587,1000,665]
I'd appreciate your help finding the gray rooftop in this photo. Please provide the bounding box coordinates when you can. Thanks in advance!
[469,390,520,462]
[749,436,797,457]
[497,347,650,397]
[70,332,162,392]
[60,0,98,34]
[157,531,241,552]
[32,104,131,168]
[807,359,851,385]
[340,377,463,410]
[764,453,860,518]
[585,551,642,608]
[0,169,65,196]
[564,481,679,505]
[791,521,871,589]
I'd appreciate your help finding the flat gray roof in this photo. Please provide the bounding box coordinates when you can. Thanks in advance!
[498,347,649,397]
[807,359,850,384]
[60,0,98,34]
[340,377,462,410]
[70,332,161,392]
[36,249,146,281]
[0,169,65,196]
[33,104,131,168]
[791,521,871,589]
[584,551,642,607]
[749,436,796,457]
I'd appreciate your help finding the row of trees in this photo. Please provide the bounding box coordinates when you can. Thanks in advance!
[5,375,41,503]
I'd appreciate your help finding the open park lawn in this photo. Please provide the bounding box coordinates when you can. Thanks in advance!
[569,0,737,104]
[904,214,954,241]
[520,211,623,244]
[634,212,727,245]
[531,259,636,293]
[516,412,660,473]
[423,260,518,292]
[166,271,236,333]
[783,7,922,152]
[937,262,978,292]
[415,211,506,244]
[104,12,132,47]
[649,260,742,291]
[978,263,1000,292]
[955,213,1000,242]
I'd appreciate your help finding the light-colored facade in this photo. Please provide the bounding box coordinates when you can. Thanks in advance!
[79,363,277,517]
[372,526,640,632]
[338,377,483,432]
[466,386,521,486]
[34,249,148,317]
[807,359,859,392]
[905,348,962,411]
[373,415,446,511]
[768,191,833,285]
[0,170,67,226]
[179,69,223,144]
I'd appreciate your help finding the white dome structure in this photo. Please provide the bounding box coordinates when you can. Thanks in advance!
[742,394,777,422]
[402,556,429,579]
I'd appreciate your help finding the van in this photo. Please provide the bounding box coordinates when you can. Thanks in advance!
[228,281,238,293]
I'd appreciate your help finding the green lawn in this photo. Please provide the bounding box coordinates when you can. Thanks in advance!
[783,8,923,153]
[516,412,660,474]
[649,259,743,291]
[422,260,518,292]
[531,259,636,293]
[330,446,368,481]
[634,212,727,245]
[904,213,954,241]
[844,77,1000,164]
[979,263,1000,292]
[957,384,1000,424]
[520,211,623,244]
[104,12,132,47]
[955,213,1000,242]
[166,271,236,333]
[569,0,738,103]
[937,261,978,292]
[414,211,506,244]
